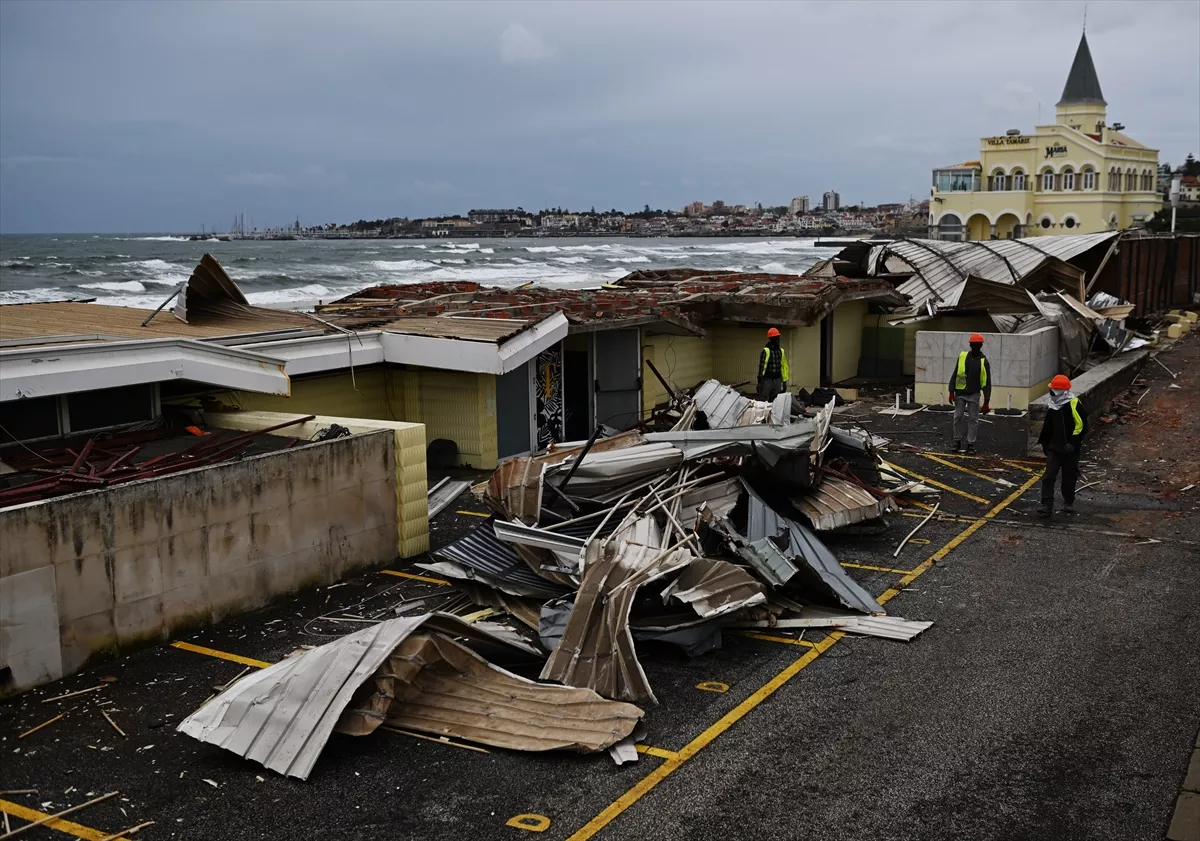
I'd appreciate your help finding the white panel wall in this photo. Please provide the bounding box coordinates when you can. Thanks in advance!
[915,326,1059,388]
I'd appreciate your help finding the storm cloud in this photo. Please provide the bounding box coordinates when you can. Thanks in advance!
[1,0,1196,232]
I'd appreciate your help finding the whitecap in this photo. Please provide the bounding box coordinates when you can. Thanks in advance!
[391,243,428,249]
[525,246,559,253]
[246,284,331,305]
[370,259,436,271]
[81,280,146,292]
[553,256,589,265]
[605,256,650,263]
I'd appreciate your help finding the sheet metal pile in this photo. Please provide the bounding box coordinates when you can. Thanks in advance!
[179,380,933,778]
[0,415,315,507]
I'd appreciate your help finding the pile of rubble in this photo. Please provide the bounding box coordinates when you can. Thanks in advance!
[179,379,936,778]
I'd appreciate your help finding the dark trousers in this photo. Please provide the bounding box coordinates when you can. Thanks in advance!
[758,378,784,400]
[1041,449,1080,508]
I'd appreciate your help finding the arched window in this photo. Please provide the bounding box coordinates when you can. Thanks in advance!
[1012,169,1026,191]
[1143,169,1153,191]
[1082,167,1095,190]
[937,213,963,242]
[1063,167,1075,191]
[1109,168,1119,191]
[1126,169,1136,191]
[1042,169,1055,191]
[993,170,1006,191]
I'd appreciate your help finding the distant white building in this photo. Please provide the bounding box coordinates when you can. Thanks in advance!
[789,196,810,215]
[823,191,841,211]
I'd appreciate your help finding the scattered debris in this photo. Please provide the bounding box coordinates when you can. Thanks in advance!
[39,685,107,704]
[100,710,126,738]
[894,502,940,558]
[427,477,471,519]
[17,713,64,740]
[3,791,119,839]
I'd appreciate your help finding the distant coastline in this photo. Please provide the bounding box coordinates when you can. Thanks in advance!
[209,229,902,243]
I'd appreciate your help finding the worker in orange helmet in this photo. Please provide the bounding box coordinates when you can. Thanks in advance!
[947,333,992,454]
[1036,374,1088,518]
[757,327,788,400]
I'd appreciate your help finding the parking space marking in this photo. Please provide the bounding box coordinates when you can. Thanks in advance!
[929,451,1045,466]
[0,798,133,841]
[886,463,989,504]
[506,813,552,832]
[563,466,1044,841]
[170,641,270,669]
[732,631,817,649]
[695,682,730,693]
[635,745,680,760]
[381,570,451,586]
[841,562,913,575]
[877,469,1042,609]
[920,452,1005,484]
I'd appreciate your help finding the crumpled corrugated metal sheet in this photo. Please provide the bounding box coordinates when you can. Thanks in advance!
[693,379,750,429]
[732,607,932,641]
[541,538,693,704]
[792,477,894,531]
[660,557,766,619]
[487,457,544,524]
[547,443,684,495]
[427,478,470,519]
[677,478,742,529]
[742,481,883,615]
[179,613,640,779]
[856,233,1117,314]
[433,519,571,599]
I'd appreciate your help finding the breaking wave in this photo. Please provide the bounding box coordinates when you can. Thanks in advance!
[81,280,146,292]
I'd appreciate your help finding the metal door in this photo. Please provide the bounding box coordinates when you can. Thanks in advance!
[593,329,641,431]
[496,361,533,458]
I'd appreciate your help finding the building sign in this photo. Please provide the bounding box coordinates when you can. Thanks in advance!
[1044,143,1068,159]
[986,135,1030,146]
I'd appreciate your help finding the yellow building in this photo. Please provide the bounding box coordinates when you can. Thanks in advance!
[930,33,1160,241]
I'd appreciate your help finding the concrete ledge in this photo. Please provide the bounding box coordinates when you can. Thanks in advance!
[1025,349,1150,456]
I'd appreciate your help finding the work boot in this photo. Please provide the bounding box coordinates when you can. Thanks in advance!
[950,440,962,453]
[1063,500,1075,514]
[965,443,977,455]
[1036,506,1052,519]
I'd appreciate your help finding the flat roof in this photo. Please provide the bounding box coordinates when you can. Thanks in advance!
[373,316,533,343]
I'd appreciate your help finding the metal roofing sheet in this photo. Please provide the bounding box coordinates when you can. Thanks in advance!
[178,613,642,779]
[376,316,531,343]
[660,557,766,619]
[677,478,743,529]
[427,478,470,519]
[433,519,570,599]
[693,379,751,429]
[792,477,892,531]
[734,608,932,641]
[874,233,1117,312]
[743,481,883,615]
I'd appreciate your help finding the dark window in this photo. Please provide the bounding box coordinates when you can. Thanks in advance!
[1040,218,1052,229]
[1064,217,1077,229]
[67,384,155,432]
[0,396,60,443]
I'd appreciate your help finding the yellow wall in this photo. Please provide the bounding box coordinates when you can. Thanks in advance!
[230,367,500,469]
[642,334,713,415]
[710,323,822,390]
[831,300,867,384]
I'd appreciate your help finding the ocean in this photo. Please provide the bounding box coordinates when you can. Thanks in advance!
[0,235,839,311]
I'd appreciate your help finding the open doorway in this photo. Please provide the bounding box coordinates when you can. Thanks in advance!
[819,316,834,385]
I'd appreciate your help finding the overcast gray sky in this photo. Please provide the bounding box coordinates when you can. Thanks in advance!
[1,0,1196,233]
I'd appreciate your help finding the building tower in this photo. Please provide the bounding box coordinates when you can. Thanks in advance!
[1056,31,1107,135]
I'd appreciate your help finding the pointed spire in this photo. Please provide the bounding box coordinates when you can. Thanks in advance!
[1058,31,1106,106]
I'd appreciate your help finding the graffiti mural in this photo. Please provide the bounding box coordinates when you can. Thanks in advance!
[535,345,565,450]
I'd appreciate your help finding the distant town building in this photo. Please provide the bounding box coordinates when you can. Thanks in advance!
[930,32,1160,240]
[467,209,528,225]
[789,196,810,215]
[684,201,707,218]
[822,191,841,211]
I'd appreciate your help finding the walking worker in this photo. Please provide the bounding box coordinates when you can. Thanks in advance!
[757,327,788,400]
[947,333,992,453]
[1037,374,1088,517]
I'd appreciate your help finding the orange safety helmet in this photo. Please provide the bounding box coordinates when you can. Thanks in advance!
[969,333,985,344]
[766,327,781,338]
[1049,374,1072,390]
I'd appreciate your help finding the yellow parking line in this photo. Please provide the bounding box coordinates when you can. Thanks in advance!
[635,745,680,760]
[0,798,133,841]
[920,452,1003,483]
[877,469,1042,608]
[381,569,451,586]
[563,465,1044,841]
[1002,460,1039,474]
[886,463,989,504]
[841,562,914,575]
[170,641,270,669]
[730,631,817,648]
[932,451,1044,466]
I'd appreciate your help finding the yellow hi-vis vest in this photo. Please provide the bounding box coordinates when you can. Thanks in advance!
[1067,397,1083,436]
[760,345,789,381]
[955,351,987,391]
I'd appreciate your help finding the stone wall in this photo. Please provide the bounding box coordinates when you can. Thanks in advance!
[0,430,399,696]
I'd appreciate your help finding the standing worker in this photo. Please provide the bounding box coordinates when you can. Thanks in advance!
[757,327,788,400]
[1037,374,1088,518]
[947,333,992,453]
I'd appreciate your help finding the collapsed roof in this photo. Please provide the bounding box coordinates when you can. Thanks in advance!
[826,233,1118,316]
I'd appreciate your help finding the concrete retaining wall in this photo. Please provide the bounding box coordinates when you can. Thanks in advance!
[1025,349,1150,455]
[0,430,401,696]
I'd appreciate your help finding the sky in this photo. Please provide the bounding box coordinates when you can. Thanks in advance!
[0,0,1197,233]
